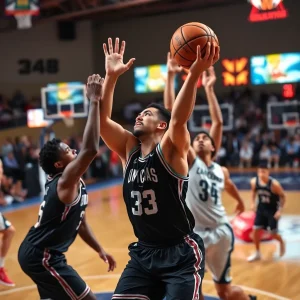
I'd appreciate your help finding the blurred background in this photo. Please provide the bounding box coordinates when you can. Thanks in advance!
[1,1,300,299]
[0,0,299,207]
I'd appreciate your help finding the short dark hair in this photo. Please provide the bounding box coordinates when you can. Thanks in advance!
[258,160,268,169]
[39,138,62,175]
[147,103,171,129]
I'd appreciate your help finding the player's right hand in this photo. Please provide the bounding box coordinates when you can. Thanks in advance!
[103,37,135,78]
[235,201,245,215]
[86,74,104,102]
[167,52,182,74]
[250,203,256,211]
[99,250,117,272]
[189,42,220,79]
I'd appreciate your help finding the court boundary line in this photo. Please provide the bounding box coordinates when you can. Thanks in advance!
[0,274,291,299]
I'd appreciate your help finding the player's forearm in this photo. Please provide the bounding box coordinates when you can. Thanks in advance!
[205,86,223,125]
[226,183,243,204]
[279,194,286,210]
[81,101,100,154]
[205,86,223,152]
[100,76,118,121]
[171,72,198,125]
[78,222,102,253]
[164,72,176,111]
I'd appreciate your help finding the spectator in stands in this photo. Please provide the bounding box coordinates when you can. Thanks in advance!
[2,151,24,198]
[1,138,14,157]
[269,143,280,168]
[286,137,300,167]
[239,141,253,168]
[252,135,263,167]
[259,144,271,166]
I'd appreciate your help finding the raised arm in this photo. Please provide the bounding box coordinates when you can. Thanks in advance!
[100,38,138,165]
[222,167,245,215]
[58,75,103,196]
[163,53,197,167]
[161,43,220,175]
[202,66,223,155]
[163,52,182,111]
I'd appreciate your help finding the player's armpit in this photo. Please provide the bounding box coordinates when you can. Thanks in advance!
[100,118,139,166]
[159,128,190,177]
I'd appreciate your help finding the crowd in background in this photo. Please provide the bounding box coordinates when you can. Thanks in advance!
[0,87,300,207]
[0,132,122,207]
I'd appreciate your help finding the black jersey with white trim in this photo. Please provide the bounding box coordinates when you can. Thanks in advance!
[255,176,280,212]
[123,144,195,244]
[24,173,88,253]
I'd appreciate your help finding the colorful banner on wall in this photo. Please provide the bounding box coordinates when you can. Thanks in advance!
[248,0,288,22]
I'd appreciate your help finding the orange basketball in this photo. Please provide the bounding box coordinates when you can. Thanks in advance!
[170,22,219,69]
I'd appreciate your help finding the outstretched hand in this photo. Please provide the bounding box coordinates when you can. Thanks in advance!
[189,42,220,79]
[167,52,182,74]
[103,37,135,78]
[86,74,104,102]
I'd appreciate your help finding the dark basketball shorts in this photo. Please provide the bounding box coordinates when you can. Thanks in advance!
[254,210,278,233]
[18,241,90,300]
[0,213,11,231]
[113,232,205,300]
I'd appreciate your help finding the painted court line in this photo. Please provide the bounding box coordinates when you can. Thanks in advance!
[0,274,291,299]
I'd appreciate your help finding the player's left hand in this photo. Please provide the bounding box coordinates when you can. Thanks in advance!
[235,201,245,215]
[274,210,281,220]
[103,37,135,78]
[167,52,182,74]
[99,250,116,272]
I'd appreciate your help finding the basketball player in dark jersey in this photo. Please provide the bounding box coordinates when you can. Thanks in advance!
[248,161,286,262]
[99,37,219,299]
[18,74,116,300]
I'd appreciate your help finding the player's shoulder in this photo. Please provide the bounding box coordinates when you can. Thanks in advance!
[250,176,257,185]
[270,177,281,188]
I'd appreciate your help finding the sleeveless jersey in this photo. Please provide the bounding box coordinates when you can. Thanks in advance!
[186,157,228,230]
[24,173,88,253]
[255,176,280,212]
[123,144,195,244]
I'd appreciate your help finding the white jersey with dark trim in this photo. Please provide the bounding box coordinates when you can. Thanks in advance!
[186,157,228,229]
[123,144,195,244]
[24,173,88,253]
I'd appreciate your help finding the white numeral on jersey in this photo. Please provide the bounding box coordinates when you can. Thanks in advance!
[34,201,46,228]
[131,189,158,216]
[76,211,85,230]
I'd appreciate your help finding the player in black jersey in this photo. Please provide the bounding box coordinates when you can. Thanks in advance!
[100,37,219,299]
[248,161,286,262]
[18,74,116,300]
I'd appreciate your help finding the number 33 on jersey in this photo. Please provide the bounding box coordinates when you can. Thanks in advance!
[123,145,195,244]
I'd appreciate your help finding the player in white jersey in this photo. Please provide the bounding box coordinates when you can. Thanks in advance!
[164,56,255,300]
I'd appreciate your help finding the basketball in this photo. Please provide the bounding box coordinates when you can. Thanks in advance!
[170,22,219,68]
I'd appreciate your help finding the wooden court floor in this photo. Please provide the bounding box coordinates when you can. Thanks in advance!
[0,184,299,300]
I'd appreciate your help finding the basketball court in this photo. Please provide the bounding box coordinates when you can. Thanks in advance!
[0,171,299,300]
